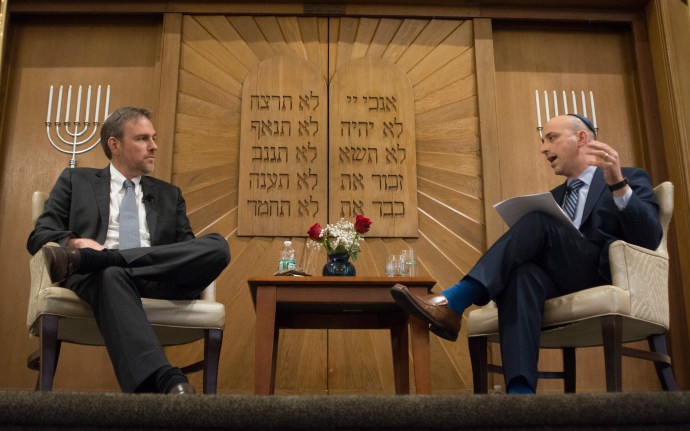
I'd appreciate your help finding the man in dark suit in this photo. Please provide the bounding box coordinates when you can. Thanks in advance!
[391,114,662,394]
[27,107,231,395]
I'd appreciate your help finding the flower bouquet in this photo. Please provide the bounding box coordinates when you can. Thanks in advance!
[307,215,372,260]
[307,215,372,276]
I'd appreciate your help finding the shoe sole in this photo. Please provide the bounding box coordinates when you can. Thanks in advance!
[390,285,458,342]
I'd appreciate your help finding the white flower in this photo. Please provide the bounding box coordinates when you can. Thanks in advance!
[315,218,365,260]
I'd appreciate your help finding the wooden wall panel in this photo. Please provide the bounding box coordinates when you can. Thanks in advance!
[324,16,479,394]
[0,14,162,391]
[646,0,690,390]
[1,4,680,395]
[174,16,480,394]
[174,15,331,394]
[493,24,645,198]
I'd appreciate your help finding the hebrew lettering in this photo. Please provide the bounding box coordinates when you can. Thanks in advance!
[372,201,405,218]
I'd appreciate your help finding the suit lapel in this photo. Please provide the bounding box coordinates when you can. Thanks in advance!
[552,181,568,206]
[94,167,110,234]
[141,176,159,242]
[582,168,606,224]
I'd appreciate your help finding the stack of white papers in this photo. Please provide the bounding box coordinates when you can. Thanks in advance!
[493,192,580,234]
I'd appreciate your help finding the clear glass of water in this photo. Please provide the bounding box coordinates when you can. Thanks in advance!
[405,248,418,276]
[386,254,400,277]
[303,240,323,275]
[398,251,408,276]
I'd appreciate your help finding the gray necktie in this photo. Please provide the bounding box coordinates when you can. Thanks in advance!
[119,179,140,250]
[563,179,585,221]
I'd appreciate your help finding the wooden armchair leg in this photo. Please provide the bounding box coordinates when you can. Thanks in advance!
[562,347,576,393]
[601,315,623,392]
[468,336,489,394]
[648,334,677,391]
[38,315,61,391]
[203,328,223,395]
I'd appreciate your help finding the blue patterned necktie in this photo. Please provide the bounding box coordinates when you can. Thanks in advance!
[119,179,140,250]
[563,179,585,221]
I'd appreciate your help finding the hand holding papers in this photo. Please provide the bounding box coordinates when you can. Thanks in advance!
[493,192,581,235]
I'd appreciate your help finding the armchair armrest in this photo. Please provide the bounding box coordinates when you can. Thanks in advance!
[608,240,669,327]
[27,243,61,334]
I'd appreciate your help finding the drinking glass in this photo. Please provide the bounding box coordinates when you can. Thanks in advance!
[385,254,400,277]
[303,240,323,275]
[398,251,408,276]
[405,248,418,276]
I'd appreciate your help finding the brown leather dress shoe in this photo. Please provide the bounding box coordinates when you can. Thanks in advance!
[390,284,461,341]
[167,382,197,395]
[41,246,82,284]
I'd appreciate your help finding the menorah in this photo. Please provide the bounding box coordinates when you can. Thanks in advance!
[534,90,598,140]
[45,84,111,167]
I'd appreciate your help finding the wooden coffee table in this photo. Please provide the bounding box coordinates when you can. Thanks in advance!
[247,276,437,395]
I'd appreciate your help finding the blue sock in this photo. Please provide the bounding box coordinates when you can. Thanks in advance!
[507,376,535,395]
[441,277,487,315]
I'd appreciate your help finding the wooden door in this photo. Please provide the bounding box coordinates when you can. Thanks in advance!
[173,16,480,394]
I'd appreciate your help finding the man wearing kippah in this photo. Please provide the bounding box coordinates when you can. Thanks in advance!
[392,114,661,394]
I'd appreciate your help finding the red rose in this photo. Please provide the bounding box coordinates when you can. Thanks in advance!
[354,215,372,234]
[307,223,322,241]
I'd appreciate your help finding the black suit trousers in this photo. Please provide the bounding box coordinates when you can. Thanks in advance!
[64,233,230,392]
[467,212,607,390]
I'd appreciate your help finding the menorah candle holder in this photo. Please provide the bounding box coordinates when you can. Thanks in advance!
[535,89,598,140]
[45,84,110,167]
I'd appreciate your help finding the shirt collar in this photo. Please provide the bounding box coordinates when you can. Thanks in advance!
[569,165,596,186]
[109,164,142,188]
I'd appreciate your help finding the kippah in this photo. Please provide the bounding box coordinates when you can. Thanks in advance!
[567,113,597,137]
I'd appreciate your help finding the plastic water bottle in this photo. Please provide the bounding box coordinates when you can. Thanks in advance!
[278,240,296,273]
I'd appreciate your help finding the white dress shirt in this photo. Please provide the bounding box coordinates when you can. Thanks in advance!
[104,164,151,249]
[569,166,632,229]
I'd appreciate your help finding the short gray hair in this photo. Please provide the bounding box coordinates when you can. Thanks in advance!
[100,107,152,159]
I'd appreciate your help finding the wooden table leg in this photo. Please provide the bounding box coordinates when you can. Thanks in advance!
[409,315,431,394]
[254,285,279,395]
[390,323,410,394]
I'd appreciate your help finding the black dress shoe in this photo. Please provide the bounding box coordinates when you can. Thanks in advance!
[390,284,461,341]
[167,382,196,395]
[41,246,82,284]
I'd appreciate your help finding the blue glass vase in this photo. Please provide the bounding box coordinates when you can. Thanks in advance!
[322,252,356,276]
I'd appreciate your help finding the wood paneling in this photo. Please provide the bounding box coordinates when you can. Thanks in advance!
[175,16,480,394]
[1,2,685,395]
[329,56,418,236]
[237,55,328,236]
[645,0,690,390]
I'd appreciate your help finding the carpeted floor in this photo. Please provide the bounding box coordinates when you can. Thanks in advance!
[1,390,689,430]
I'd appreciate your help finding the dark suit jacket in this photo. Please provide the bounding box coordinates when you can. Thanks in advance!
[27,166,194,255]
[550,167,662,278]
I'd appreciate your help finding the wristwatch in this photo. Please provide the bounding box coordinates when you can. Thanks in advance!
[608,177,628,192]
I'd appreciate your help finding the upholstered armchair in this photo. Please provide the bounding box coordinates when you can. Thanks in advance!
[27,191,225,394]
[467,181,676,393]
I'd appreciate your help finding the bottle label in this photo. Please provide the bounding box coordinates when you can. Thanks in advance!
[279,260,297,271]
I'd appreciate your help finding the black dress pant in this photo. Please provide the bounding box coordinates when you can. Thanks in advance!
[467,212,607,389]
[65,233,230,392]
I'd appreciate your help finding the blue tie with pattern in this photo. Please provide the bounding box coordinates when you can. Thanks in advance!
[563,179,584,221]
[119,179,140,250]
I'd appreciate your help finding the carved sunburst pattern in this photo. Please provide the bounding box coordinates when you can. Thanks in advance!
[174,16,481,394]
